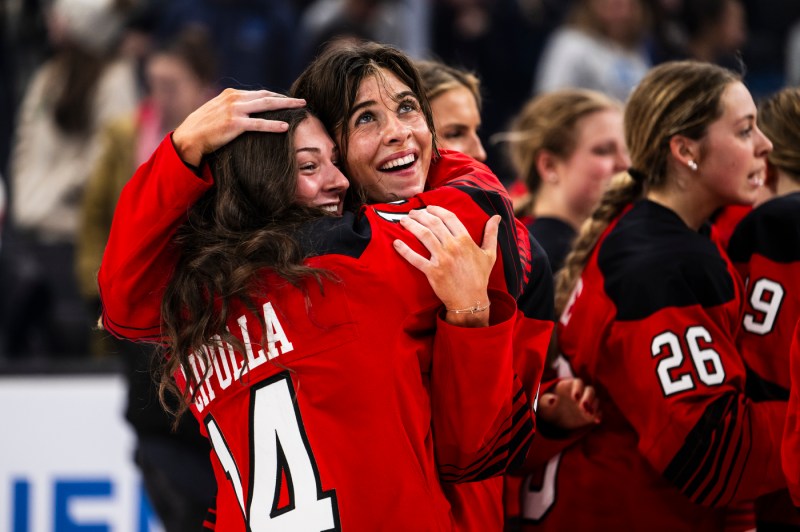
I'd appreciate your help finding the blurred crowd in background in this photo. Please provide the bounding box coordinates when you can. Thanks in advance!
[1,0,799,366]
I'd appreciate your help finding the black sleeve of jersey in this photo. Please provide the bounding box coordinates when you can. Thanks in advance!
[519,233,555,322]
[728,193,800,264]
[745,365,790,402]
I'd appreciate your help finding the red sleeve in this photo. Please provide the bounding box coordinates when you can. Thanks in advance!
[433,289,532,482]
[98,134,213,341]
[783,319,800,505]
[606,302,786,506]
[427,151,556,471]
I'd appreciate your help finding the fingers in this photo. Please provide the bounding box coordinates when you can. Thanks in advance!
[400,213,444,255]
[233,91,306,133]
[481,215,501,257]
[423,205,471,239]
[393,239,429,273]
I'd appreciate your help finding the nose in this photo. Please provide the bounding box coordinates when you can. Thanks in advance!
[614,148,631,173]
[755,126,773,158]
[326,165,349,193]
[471,134,487,162]
[382,113,411,145]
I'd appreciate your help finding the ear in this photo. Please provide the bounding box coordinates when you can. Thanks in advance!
[668,135,699,168]
[535,150,560,184]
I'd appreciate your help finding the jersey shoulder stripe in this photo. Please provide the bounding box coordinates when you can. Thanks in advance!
[662,393,745,507]
[598,200,735,321]
[728,192,800,263]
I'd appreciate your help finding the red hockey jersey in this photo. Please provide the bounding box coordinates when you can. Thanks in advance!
[729,192,800,525]
[520,200,786,530]
[99,138,546,530]
[425,153,556,531]
[783,319,800,506]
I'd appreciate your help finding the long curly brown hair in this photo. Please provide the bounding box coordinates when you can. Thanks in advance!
[159,107,332,419]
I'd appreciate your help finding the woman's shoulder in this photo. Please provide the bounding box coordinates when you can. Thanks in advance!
[597,201,735,320]
[728,192,800,263]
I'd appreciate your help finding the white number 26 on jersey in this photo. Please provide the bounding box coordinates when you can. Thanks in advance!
[651,326,726,397]
[206,373,340,531]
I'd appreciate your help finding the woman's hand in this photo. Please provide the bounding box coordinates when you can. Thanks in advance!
[172,88,306,166]
[393,205,500,327]
[537,378,601,431]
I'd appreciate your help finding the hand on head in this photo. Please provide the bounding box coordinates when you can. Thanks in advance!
[172,88,305,166]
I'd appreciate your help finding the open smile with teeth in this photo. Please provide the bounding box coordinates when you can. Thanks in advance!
[320,204,340,214]
[380,154,416,171]
[747,170,765,187]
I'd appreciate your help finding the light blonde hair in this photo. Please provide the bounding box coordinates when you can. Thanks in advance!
[758,87,800,184]
[497,88,621,208]
[416,59,482,110]
[554,60,739,315]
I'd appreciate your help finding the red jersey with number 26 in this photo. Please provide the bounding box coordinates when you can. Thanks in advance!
[521,200,786,530]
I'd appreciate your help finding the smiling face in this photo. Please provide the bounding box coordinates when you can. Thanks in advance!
[339,69,433,203]
[430,85,487,162]
[294,116,349,215]
[556,108,629,218]
[693,81,772,209]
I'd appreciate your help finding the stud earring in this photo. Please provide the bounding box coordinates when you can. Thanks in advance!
[688,160,698,171]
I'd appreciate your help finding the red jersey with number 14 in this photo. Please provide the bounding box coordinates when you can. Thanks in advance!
[99,138,537,531]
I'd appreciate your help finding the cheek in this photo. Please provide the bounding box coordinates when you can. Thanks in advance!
[296,176,319,203]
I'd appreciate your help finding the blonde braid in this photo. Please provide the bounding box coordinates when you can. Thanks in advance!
[554,172,644,316]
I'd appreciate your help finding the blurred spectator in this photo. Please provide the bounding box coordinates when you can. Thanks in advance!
[294,0,430,76]
[533,0,652,102]
[77,27,218,530]
[1,0,50,181]
[431,0,564,185]
[680,0,747,69]
[785,19,800,86]
[123,0,298,92]
[77,27,217,315]
[742,0,800,96]
[4,0,138,358]
[496,88,628,273]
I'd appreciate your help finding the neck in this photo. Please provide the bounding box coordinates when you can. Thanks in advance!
[532,188,585,230]
[645,187,716,231]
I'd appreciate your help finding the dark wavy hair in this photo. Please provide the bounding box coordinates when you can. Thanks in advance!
[159,107,331,418]
[290,41,438,206]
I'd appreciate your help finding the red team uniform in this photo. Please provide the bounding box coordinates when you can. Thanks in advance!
[519,200,786,530]
[728,192,800,526]
[784,319,800,508]
[100,139,552,530]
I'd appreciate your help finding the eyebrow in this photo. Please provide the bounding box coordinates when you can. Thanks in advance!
[349,90,419,118]
[296,147,321,154]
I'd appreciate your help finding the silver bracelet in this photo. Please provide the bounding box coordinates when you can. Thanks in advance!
[446,301,491,314]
